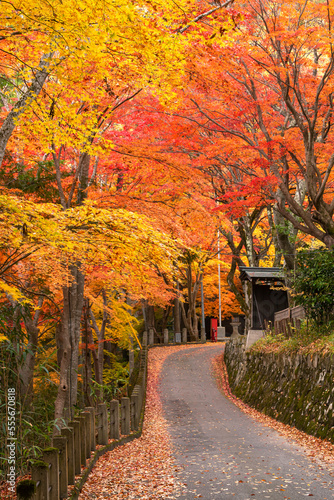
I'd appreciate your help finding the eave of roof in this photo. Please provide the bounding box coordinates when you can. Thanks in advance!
[239,266,285,281]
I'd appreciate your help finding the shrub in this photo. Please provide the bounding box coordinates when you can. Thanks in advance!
[292,248,334,325]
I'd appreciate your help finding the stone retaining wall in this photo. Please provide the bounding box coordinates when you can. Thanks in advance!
[224,339,334,442]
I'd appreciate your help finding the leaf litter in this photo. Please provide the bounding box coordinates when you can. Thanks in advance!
[79,344,334,499]
[2,343,333,499]
[212,352,334,469]
[78,345,204,500]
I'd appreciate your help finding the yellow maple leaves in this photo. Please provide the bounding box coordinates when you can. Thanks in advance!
[0,0,238,314]
[0,191,181,304]
[1,0,235,159]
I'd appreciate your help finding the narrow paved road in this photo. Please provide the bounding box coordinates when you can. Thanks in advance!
[160,344,334,499]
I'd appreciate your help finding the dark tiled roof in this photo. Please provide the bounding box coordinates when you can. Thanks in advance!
[239,266,285,281]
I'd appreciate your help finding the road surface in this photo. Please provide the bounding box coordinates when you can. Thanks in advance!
[160,344,334,499]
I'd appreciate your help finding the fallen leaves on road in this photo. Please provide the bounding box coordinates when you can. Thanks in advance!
[212,353,334,468]
[78,344,215,500]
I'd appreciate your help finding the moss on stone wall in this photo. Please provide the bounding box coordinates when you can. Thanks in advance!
[224,339,334,442]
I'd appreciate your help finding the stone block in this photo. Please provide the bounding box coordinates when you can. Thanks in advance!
[175,332,181,343]
[217,326,225,340]
[245,329,264,348]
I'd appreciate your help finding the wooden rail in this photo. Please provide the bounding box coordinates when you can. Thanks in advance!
[17,345,148,500]
[274,306,306,337]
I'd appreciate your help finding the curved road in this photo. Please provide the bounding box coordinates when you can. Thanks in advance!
[160,344,334,499]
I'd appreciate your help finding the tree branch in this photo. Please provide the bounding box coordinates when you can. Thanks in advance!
[178,0,235,34]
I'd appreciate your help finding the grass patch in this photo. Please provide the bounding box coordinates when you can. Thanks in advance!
[249,320,334,355]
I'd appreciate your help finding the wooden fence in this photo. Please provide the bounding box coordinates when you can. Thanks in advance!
[274,305,306,337]
[17,347,147,500]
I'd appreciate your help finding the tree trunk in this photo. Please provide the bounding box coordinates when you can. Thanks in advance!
[192,271,201,340]
[87,321,101,402]
[69,267,85,410]
[273,208,296,271]
[83,301,94,407]
[77,152,91,204]
[54,299,72,434]
[0,55,51,167]
[146,304,155,331]
[54,265,85,429]
[174,283,181,335]
[241,215,256,266]
[274,183,306,270]
[18,299,43,406]
[52,147,91,428]
[267,207,282,266]
[180,264,201,341]
[160,305,171,332]
[143,302,160,340]
[227,258,249,315]
[323,234,334,248]
[89,291,108,403]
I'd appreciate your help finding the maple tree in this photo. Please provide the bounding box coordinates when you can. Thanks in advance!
[0,0,235,170]
[3,0,333,463]
[203,260,243,320]
[108,66,280,318]
[124,0,334,322]
[0,0,241,445]
[0,192,182,422]
[174,0,334,249]
[1,0,334,490]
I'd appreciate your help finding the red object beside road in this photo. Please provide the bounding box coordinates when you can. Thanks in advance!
[211,328,217,342]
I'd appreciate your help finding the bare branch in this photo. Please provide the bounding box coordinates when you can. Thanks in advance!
[178,0,235,34]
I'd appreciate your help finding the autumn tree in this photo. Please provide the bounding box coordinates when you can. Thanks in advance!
[122,0,334,327]
[0,0,251,438]
[174,0,334,249]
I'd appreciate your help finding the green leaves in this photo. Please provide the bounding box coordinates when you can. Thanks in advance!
[293,248,334,325]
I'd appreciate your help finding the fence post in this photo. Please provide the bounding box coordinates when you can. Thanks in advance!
[61,427,75,483]
[148,328,154,345]
[163,328,169,344]
[138,383,144,411]
[52,436,68,499]
[16,479,36,500]
[85,407,96,451]
[68,420,81,474]
[74,415,86,467]
[42,448,59,500]
[97,403,108,445]
[81,411,91,459]
[121,397,130,435]
[136,385,143,418]
[74,416,87,467]
[142,330,147,347]
[140,349,147,381]
[130,392,139,431]
[31,460,49,500]
[110,400,120,440]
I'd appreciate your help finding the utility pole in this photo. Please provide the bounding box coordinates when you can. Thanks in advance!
[218,229,222,328]
[217,228,226,340]
[201,273,206,341]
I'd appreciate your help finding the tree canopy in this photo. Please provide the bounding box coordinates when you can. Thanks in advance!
[1,0,333,465]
